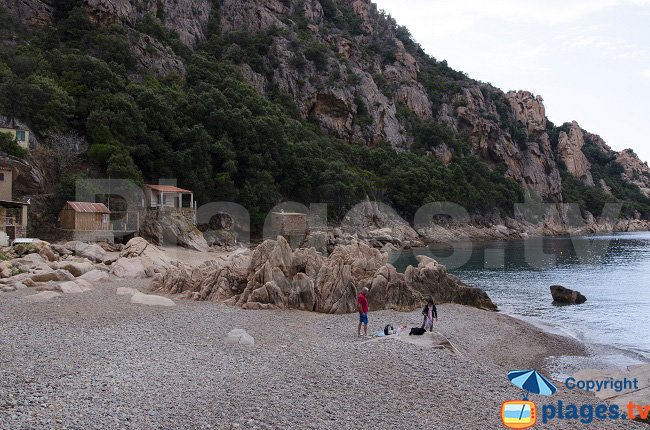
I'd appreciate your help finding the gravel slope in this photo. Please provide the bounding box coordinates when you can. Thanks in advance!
[0,281,644,429]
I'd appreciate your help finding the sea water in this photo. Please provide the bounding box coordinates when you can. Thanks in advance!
[391,232,650,368]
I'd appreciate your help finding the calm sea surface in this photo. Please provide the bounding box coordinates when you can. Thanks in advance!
[392,232,650,366]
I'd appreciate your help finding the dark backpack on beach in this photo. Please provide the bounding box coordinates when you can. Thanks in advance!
[409,327,426,336]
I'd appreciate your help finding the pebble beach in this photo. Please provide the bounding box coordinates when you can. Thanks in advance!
[0,278,645,429]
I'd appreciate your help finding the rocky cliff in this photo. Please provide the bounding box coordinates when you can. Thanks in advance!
[1,0,649,228]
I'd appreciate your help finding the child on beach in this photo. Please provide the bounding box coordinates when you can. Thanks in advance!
[421,298,437,332]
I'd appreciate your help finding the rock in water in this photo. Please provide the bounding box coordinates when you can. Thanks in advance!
[550,285,587,304]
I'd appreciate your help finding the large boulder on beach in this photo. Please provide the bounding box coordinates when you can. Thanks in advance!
[550,285,587,304]
[30,269,75,283]
[55,261,95,277]
[130,292,175,307]
[405,255,497,311]
[25,291,61,302]
[64,241,107,263]
[120,237,171,270]
[365,264,423,311]
[80,269,110,283]
[111,257,150,279]
[140,211,209,252]
[56,279,93,294]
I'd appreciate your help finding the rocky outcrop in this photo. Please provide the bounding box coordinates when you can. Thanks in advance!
[451,87,563,202]
[129,32,186,78]
[557,121,594,186]
[507,90,546,134]
[140,210,209,252]
[83,0,211,47]
[550,285,587,305]
[155,237,496,313]
[405,256,496,310]
[0,0,53,27]
[616,149,650,197]
[341,200,422,247]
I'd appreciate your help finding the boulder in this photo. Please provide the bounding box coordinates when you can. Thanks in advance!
[117,287,140,296]
[32,240,59,262]
[30,269,75,283]
[79,270,110,283]
[119,237,171,271]
[365,264,423,311]
[130,292,175,307]
[57,280,93,294]
[13,253,51,272]
[111,258,150,279]
[550,285,587,304]
[56,261,95,277]
[64,241,107,263]
[0,261,12,278]
[225,329,254,346]
[50,244,73,256]
[22,278,37,288]
[140,211,209,252]
[404,255,497,310]
[25,291,62,302]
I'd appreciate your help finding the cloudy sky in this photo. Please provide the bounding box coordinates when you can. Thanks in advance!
[373,0,650,163]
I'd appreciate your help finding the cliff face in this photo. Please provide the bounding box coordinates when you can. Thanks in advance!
[616,149,650,197]
[2,0,649,221]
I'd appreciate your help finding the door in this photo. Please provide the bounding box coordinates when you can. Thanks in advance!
[6,226,16,240]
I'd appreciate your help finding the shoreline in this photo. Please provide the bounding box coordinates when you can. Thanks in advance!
[1,278,646,428]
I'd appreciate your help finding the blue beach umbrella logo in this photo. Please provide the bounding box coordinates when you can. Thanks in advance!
[504,369,558,426]
[508,369,558,399]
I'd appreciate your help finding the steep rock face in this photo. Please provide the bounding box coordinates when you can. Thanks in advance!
[218,0,290,34]
[558,121,594,186]
[447,87,562,201]
[129,32,186,78]
[616,149,650,197]
[83,0,211,47]
[0,0,53,27]
[215,0,429,148]
[507,90,546,134]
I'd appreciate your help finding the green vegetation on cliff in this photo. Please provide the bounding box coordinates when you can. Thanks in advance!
[0,4,524,227]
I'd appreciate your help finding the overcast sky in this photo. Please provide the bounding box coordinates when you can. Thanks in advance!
[373,0,650,163]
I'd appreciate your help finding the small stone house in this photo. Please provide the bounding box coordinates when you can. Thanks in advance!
[0,167,29,242]
[0,126,30,150]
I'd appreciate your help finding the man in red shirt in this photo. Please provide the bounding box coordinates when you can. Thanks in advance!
[357,287,369,337]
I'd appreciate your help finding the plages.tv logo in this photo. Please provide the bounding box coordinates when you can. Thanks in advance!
[501,369,558,429]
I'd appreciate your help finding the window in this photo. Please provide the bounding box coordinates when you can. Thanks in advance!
[102,214,110,224]
[15,130,26,142]
[0,173,4,181]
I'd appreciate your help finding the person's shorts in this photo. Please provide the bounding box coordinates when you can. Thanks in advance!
[359,313,368,324]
